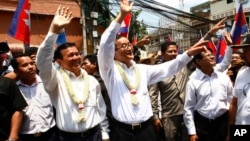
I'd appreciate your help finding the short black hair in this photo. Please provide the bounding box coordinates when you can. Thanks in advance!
[54,42,76,60]
[11,53,30,70]
[116,35,124,41]
[83,54,98,70]
[192,47,213,67]
[232,50,243,58]
[0,42,10,54]
[83,54,97,64]
[25,47,38,56]
[161,41,177,53]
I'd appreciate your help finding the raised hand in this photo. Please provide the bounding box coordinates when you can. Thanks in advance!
[115,0,134,24]
[50,6,73,34]
[120,0,133,15]
[208,17,227,35]
[186,40,209,57]
[135,36,151,47]
[223,31,232,46]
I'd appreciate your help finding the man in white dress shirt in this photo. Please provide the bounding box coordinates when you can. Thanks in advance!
[150,19,232,141]
[227,33,250,141]
[183,47,233,141]
[97,0,208,141]
[36,6,109,141]
[11,54,58,141]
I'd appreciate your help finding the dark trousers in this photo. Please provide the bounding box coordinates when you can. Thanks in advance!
[194,111,228,141]
[108,116,114,141]
[161,114,188,141]
[111,118,157,141]
[58,125,101,141]
[19,126,58,141]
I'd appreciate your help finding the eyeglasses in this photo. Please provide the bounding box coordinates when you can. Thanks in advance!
[117,43,133,49]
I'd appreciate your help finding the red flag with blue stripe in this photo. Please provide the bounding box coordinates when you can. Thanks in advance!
[118,13,132,37]
[8,0,30,44]
[231,3,248,45]
[215,36,227,63]
[207,39,217,55]
[132,35,137,45]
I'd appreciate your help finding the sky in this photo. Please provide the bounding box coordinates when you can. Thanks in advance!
[136,0,210,32]
[156,0,210,12]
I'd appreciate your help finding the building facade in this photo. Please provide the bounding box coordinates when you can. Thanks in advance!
[147,0,250,56]
[0,0,83,54]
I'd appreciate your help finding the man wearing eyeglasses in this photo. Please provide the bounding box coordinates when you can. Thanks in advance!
[227,33,250,141]
[0,42,27,141]
[97,0,208,141]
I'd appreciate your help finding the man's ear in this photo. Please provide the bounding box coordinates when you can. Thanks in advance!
[114,52,118,59]
[56,59,63,67]
[93,62,97,68]
[194,59,201,68]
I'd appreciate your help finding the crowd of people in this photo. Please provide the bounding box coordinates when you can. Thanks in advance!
[0,0,250,141]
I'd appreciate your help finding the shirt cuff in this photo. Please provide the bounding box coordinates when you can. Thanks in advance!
[152,114,159,120]
[109,21,122,34]
[102,131,109,140]
[188,127,196,135]
[181,52,193,62]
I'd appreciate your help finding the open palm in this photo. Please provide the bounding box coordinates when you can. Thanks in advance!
[52,6,73,28]
[120,0,133,14]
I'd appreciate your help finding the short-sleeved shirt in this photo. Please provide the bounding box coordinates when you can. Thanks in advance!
[0,77,27,140]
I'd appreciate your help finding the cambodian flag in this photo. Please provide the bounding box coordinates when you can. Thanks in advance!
[56,29,67,46]
[132,35,137,45]
[118,13,132,37]
[207,39,217,55]
[231,3,248,45]
[215,36,227,63]
[8,0,30,45]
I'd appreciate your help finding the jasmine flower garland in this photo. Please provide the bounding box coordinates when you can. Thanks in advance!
[60,68,89,122]
[115,61,141,105]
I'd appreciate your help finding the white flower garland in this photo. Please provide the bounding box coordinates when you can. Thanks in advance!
[60,68,89,122]
[115,61,141,105]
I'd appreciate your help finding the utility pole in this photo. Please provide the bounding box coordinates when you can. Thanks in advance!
[81,2,87,56]
[179,0,184,10]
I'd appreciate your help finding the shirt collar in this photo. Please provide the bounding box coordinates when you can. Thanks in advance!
[193,68,218,81]
[62,68,86,79]
[116,60,136,70]
[16,74,41,86]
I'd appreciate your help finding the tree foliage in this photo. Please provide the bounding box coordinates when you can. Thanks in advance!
[128,9,148,42]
